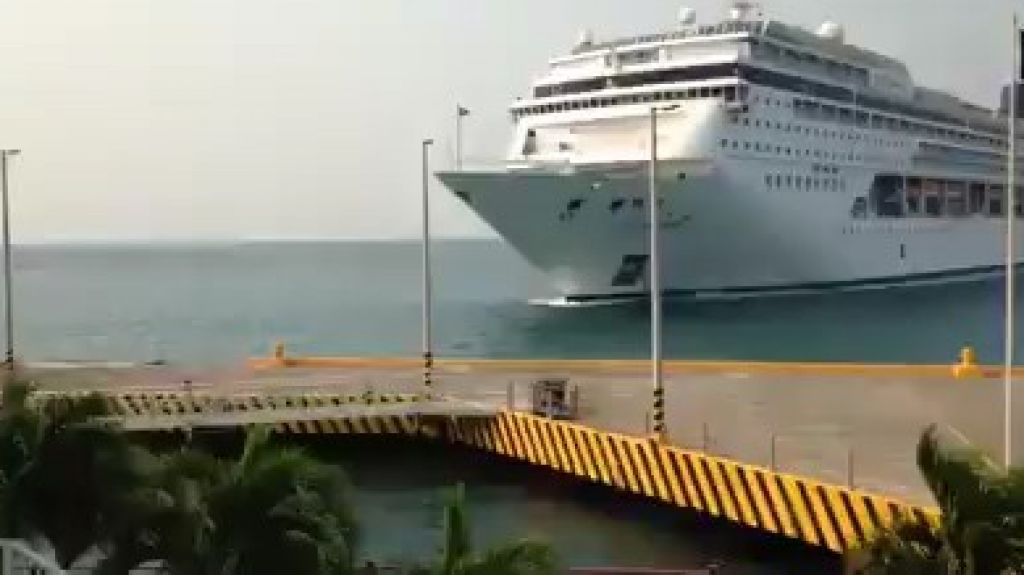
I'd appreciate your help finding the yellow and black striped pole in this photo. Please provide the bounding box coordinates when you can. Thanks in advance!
[652,385,666,439]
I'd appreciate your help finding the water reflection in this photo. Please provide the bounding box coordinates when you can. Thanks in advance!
[305,437,839,575]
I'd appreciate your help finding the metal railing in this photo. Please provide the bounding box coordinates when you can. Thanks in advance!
[0,539,63,575]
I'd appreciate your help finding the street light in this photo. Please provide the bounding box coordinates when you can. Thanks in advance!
[649,105,678,441]
[421,139,435,398]
[1,150,19,371]
[1006,14,1020,469]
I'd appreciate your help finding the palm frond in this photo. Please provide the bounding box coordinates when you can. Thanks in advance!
[440,483,472,575]
[464,540,558,575]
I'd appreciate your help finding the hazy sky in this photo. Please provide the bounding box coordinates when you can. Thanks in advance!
[0,0,1017,242]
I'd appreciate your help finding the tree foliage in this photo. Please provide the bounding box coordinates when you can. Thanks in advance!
[853,425,1024,575]
[0,383,359,575]
[428,483,557,575]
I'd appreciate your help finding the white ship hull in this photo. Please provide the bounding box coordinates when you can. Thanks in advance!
[439,161,1022,300]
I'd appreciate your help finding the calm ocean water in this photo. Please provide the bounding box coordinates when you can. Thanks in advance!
[13,240,1018,365]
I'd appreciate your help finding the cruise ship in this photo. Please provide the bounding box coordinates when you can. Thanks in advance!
[437,3,1024,302]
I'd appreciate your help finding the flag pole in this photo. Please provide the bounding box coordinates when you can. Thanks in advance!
[1005,12,1018,470]
[455,105,465,171]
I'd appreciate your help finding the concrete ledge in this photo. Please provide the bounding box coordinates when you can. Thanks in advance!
[247,354,1014,380]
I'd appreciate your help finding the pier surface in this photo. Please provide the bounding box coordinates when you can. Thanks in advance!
[25,356,1024,508]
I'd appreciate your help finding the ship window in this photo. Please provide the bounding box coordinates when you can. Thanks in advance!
[786,147,791,155]
[700,87,710,98]
[795,176,801,189]
[743,118,750,126]
[786,175,792,186]
[724,86,736,101]
[720,138,728,148]
[744,142,750,150]
[990,185,1005,216]
[765,174,772,187]
[732,141,738,149]
[712,87,722,97]
[632,198,644,208]
[609,199,625,212]
[755,120,761,128]
[776,174,783,187]
[687,88,697,98]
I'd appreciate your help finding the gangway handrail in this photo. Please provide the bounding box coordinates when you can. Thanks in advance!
[0,538,64,575]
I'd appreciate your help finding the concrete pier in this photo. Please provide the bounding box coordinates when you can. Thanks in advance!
[23,353,1020,552]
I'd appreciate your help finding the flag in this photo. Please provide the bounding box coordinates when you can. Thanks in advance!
[457,105,470,117]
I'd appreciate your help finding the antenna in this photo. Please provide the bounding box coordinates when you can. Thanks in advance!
[728,1,762,21]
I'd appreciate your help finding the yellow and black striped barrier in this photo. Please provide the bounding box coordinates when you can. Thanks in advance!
[272,414,422,435]
[446,411,939,555]
[32,390,426,435]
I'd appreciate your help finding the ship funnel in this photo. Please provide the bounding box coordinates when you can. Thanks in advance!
[576,28,594,49]
[677,6,697,27]
[815,21,845,43]
[728,1,760,20]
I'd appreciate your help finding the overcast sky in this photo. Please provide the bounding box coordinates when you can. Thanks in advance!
[0,0,1017,242]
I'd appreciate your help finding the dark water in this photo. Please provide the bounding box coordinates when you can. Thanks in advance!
[13,240,1018,365]
[202,434,834,575]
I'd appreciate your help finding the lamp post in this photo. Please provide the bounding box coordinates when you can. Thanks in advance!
[1006,14,1020,469]
[1,150,19,371]
[649,105,678,441]
[421,139,435,398]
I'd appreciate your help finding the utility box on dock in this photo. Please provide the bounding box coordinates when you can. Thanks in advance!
[530,378,579,420]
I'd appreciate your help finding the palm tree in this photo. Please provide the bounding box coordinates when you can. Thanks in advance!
[0,381,43,537]
[423,483,557,575]
[853,425,1024,574]
[96,448,224,575]
[14,389,152,569]
[98,425,359,575]
[209,425,359,575]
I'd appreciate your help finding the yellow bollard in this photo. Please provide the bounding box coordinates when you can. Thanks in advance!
[954,346,981,379]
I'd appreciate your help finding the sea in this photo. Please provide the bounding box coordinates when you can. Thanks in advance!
[20,239,1009,573]
[13,240,1017,365]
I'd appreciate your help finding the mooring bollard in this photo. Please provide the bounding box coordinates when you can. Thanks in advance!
[506,381,516,410]
[770,434,778,471]
[702,422,710,451]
